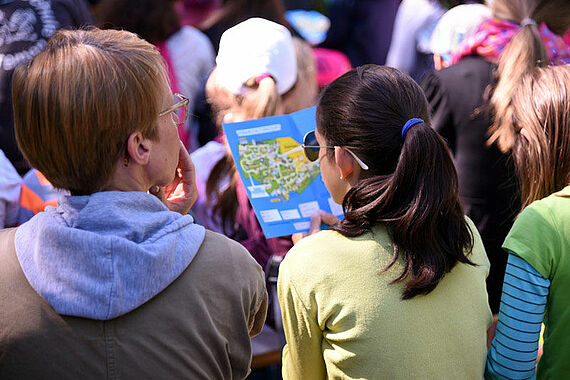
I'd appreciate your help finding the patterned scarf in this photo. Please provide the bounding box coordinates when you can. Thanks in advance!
[450,17,570,65]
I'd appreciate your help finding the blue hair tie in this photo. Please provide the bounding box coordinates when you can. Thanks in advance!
[401,118,424,139]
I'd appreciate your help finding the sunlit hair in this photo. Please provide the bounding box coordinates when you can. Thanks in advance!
[13,28,169,195]
[487,0,570,152]
[510,65,570,209]
[205,37,317,236]
[318,65,474,300]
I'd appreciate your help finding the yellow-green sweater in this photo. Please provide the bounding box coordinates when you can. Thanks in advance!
[278,219,492,379]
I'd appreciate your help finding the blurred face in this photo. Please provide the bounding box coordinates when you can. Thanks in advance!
[315,127,345,204]
[147,88,183,187]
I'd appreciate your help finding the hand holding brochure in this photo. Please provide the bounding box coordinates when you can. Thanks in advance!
[222,106,344,238]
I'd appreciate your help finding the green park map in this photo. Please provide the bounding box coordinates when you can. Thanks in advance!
[238,137,320,200]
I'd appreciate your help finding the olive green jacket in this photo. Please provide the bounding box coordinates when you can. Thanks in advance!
[0,229,267,379]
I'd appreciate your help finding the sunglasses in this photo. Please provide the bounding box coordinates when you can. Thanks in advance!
[302,130,369,170]
[159,92,189,128]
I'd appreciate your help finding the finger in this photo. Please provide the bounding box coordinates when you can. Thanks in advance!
[177,141,197,206]
[177,141,195,186]
[319,210,340,226]
[309,211,323,234]
[292,232,307,245]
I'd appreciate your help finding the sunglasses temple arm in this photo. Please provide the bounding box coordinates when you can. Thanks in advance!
[346,149,369,170]
[285,145,305,154]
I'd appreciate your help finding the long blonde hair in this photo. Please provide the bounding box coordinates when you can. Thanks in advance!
[205,37,317,234]
[510,65,570,209]
[205,66,282,127]
[487,0,570,152]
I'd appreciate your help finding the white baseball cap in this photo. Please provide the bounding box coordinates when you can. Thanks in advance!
[216,18,298,96]
[431,4,491,62]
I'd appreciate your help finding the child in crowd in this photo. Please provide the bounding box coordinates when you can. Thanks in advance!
[278,65,491,378]
[486,65,570,379]
[191,17,318,270]
[421,0,570,314]
[189,17,317,375]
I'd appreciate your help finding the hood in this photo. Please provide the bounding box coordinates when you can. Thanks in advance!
[15,191,205,320]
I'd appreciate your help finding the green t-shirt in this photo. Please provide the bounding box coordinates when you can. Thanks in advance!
[502,186,570,380]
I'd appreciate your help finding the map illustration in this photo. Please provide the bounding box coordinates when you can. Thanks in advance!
[238,137,320,200]
[223,106,343,238]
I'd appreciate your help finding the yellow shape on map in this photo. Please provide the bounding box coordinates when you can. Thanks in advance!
[277,137,308,170]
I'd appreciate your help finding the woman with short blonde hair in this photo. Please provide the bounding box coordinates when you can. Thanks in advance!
[14,29,168,195]
[0,28,267,379]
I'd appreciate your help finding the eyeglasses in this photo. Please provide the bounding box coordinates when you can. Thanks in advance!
[302,130,369,170]
[159,92,189,128]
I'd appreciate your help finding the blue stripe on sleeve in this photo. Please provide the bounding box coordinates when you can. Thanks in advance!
[486,253,550,380]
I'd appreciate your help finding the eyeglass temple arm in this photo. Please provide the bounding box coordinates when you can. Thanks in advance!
[158,95,189,117]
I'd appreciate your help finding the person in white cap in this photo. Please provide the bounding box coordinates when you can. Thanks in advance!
[190,17,318,270]
[215,17,298,99]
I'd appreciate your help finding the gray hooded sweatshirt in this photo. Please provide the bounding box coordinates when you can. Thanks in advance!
[14,190,206,320]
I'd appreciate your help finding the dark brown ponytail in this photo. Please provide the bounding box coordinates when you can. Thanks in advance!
[317,65,474,299]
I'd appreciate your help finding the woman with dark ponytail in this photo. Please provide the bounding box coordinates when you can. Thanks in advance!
[277,64,491,379]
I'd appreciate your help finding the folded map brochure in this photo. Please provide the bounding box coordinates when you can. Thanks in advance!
[222,106,344,238]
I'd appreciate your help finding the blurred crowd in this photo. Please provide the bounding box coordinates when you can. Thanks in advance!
[0,0,569,379]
